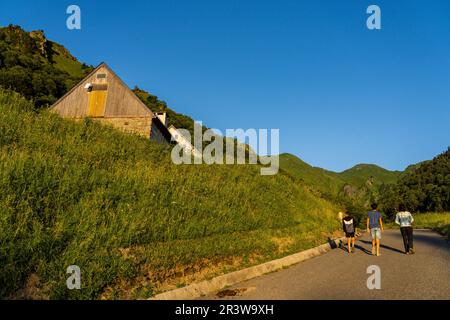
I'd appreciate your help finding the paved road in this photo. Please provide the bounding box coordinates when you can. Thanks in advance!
[205,229,450,300]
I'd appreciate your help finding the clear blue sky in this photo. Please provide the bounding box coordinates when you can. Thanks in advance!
[1,0,449,172]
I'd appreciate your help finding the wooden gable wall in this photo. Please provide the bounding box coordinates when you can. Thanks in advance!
[51,65,152,118]
[50,63,171,142]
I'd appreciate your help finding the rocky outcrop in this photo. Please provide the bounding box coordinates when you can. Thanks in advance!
[29,30,49,57]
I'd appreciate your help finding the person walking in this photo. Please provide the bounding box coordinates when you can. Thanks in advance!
[342,214,357,253]
[367,203,384,256]
[395,204,415,255]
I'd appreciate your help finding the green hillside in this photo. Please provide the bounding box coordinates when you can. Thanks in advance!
[0,25,92,107]
[403,161,429,175]
[279,154,401,203]
[280,150,449,222]
[338,164,401,186]
[51,41,92,80]
[279,153,344,197]
[380,148,450,216]
[0,89,341,299]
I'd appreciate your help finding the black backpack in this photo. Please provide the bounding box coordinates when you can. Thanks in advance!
[344,218,355,233]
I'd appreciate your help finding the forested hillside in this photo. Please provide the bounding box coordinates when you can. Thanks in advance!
[339,164,401,186]
[380,148,450,216]
[0,25,92,107]
[279,153,402,223]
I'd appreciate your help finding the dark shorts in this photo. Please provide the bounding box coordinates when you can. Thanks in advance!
[345,232,355,238]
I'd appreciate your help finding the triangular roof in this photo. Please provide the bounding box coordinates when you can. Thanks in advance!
[50,62,156,118]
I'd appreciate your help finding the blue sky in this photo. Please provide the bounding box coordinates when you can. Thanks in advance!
[1,0,449,172]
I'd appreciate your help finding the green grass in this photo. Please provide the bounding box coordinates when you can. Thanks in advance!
[385,213,450,240]
[51,43,87,79]
[279,154,401,197]
[279,154,402,213]
[0,89,342,299]
[412,213,450,239]
[279,153,344,197]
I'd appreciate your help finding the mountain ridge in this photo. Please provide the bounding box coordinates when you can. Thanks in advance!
[280,152,402,177]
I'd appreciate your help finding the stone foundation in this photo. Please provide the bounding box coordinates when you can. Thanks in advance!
[96,117,152,137]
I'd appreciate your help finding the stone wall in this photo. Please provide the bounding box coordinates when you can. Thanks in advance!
[96,117,152,137]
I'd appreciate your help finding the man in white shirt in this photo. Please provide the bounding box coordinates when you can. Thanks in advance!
[395,204,415,254]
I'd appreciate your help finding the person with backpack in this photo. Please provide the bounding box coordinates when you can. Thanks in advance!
[395,204,415,255]
[342,213,357,253]
[367,203,384,256]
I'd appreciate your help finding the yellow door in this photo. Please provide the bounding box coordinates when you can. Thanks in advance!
[87,89,107,117]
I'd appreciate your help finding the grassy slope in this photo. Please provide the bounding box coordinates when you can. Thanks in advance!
[338,164,401,186]
[279,153,401,197]
[0,89,342,299]
[386,213,450,240]
[50,43,87,79]
[413,213,450,239]
[279,153,344,197]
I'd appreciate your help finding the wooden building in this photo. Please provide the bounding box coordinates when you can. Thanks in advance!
[50,63,171,143]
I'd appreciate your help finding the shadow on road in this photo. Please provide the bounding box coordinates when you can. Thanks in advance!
[360,240,405,254]
[338,243,374,255]
[354,244,372,255]
[408,232,450,251]
[388,229,449,251]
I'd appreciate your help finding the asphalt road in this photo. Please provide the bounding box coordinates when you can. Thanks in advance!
[205,229,450,300]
